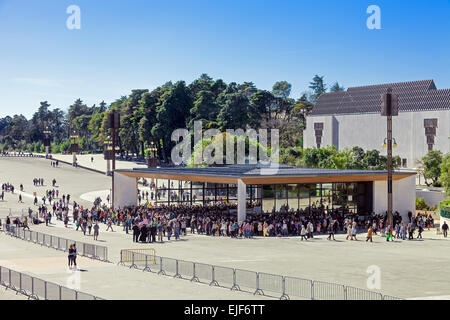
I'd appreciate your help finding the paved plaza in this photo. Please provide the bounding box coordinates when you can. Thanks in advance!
[1,156,450,300]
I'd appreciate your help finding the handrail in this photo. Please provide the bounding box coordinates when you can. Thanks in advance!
[119,249,404,301]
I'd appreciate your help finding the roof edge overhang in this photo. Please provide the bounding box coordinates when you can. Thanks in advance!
[114,169,416,185]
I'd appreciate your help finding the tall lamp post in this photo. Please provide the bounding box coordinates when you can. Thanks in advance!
[70,130,79,166]
[108,110,120,209]
[43,126,51,158]
[381,88,399,227]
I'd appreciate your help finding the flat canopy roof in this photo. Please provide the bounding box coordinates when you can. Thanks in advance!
[114,164,416,185]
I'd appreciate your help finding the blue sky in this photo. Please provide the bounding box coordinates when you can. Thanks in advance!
[0,0,449,118]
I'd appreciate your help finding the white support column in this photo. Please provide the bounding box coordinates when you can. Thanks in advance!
[113,173,138,209]
[373,175,416,223]
[237,179,246,222]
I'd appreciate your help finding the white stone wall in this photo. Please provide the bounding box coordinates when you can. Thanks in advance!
[416,189,446,208]
[113,173,137,209]
[373,175,416,222]
[305,109,450,169]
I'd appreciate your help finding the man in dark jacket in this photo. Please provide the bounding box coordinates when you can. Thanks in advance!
[150,223,157,243]
[140,224,148,242]
[442,221,449,238]
[132,223,140,242]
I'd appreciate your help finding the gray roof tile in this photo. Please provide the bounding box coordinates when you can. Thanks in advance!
[311,80,450,115]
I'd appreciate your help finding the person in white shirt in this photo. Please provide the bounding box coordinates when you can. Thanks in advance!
[300,225,308,241]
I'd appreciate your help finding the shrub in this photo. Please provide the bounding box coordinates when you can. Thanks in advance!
[416,197,429,210]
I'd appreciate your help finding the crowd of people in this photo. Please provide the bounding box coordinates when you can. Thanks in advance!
[49,200,436,244]
[0,174,441,245]
[33,178,45,186]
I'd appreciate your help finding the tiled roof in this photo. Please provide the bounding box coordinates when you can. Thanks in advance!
[311,80,450,115]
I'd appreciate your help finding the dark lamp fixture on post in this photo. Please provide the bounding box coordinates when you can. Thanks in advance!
[381,88,399,228]
[146,141,158,168]
[43,126,52,157]
[104,136,113,175]
[70,130,79,166]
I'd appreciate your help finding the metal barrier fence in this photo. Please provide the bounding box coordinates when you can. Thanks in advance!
[119,249,156,266]
[119,249,403,301]
[3,225,109,262]
[0,265,103,300]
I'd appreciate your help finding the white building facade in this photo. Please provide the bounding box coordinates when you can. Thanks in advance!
[304,80,450,169]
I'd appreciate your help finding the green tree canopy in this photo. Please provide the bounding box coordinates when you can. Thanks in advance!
[440,153,450,196]
[330,82,345,92]
[309,75,327,103]
[422,150,443,186]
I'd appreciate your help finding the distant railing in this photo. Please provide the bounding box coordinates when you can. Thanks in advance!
[3,225,109,262]
[119,249,404,301]
[0,208,27,218]
[0,152,43,158]
[0,265,104,300]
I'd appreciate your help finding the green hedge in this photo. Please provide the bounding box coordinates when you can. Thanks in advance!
[441,199,450,219]
[441,206,450,219]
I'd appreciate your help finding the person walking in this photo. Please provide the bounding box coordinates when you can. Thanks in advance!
[307,221,314,239]
[395,224,400,239]
[93,222,99,241]
[106,218,114,232]
[327,221,335,241]
[157,222,163,243]
[351,221,358,241]
[123,217,129,234]
[346,222,353,240]
[82,219,87,236]
[366,226,373,242]
[22,217,30,230]
[75,218,81,231]
[442,221,449,238]
[5,216,10,232]
[417,224,423,239]
[150,222,157,243]
[400,223,407,240]
[174,221,180,240]
[72,244,78,269]
[408,223,414,240]
[68,244,74,268]
[300,224,308,241]
[87,219,92,235]
[386,225,394,242]
[132,223,140,242]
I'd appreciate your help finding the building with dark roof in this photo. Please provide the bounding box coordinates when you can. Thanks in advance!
[113,163,416,222]
[304,80,450,169]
